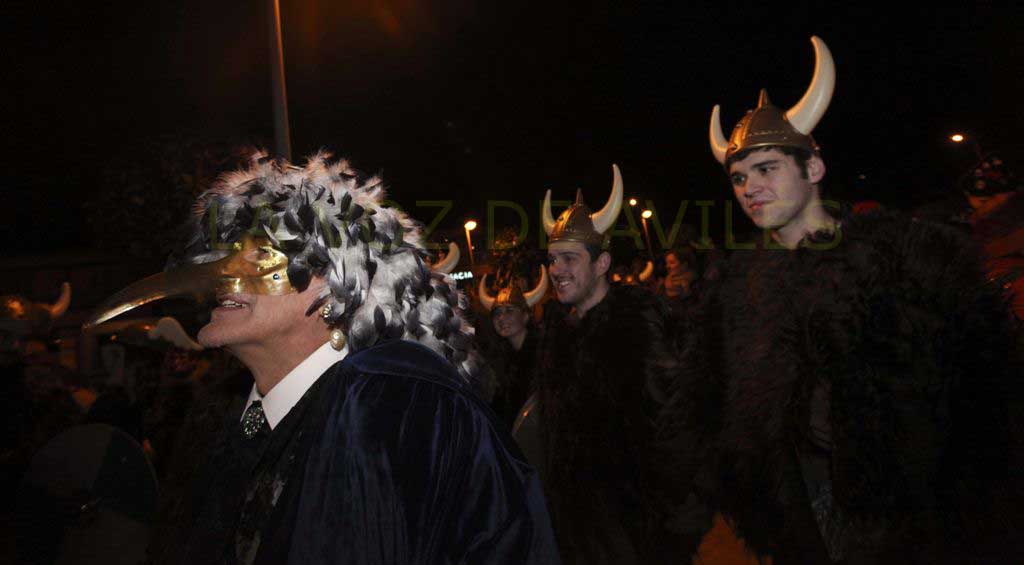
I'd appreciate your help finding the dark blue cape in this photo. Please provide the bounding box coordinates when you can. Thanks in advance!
[280,339,559,564]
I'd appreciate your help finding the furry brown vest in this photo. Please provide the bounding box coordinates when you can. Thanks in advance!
[537,285,691,563]
[707,210,1018,562]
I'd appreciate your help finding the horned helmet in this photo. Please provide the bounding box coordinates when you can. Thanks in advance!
[542,165,624,247]
[709,36,835,166]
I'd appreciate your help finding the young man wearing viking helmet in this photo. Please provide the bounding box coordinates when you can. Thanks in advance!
[697,37,1019,563]
[532,165,704,563]
[478,267,547,429]
[85,153,559,564]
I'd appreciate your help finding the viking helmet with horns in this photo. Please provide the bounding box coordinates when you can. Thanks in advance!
[542,165,624,246]
[0,282,71,338]
[709,36,835,165]
[479,266,548,312]
[429,242,460,274]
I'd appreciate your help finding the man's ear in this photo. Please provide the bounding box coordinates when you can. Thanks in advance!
[595,252,612,277]
[807,154,826,184]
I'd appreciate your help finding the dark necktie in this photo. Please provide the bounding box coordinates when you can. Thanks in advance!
[240,400,270,440]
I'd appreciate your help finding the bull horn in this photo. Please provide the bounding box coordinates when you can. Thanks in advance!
[785,36,835,136]
[591,164,624,234]
[709,104,730,164]
[148,317,204,351]
[431,242,460,274]
[542,189,557,235]
[638,261,654,282]
[523,265,548,307]
[47,282,72,319]
[478,274,496,311]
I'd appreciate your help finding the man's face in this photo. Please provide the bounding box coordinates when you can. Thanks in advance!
[547,241,605,307]
[197,245,323,352]
[727,148,820,229]
[492,306,529,339]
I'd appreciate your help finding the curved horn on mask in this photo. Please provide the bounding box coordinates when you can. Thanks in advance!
[542,190,557,236]
[478,274,496,312]
[709,104,730,164]
[523,265,548,307]
[785,36,835,136]
[431,242,460,274]
[590,164,624,234]
[637,261,654,282]
[47,282,72,319]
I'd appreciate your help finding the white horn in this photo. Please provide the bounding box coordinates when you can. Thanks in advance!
[590,164,624,234]
[47,282,72,318]
[431,242,460,274]
[542,189,557,235]
[148,317,204,351]
[523,265,548,307]
[478,274,496,311]
[709,105,730,164]
[785,36,835,136]
[638,261,654,282]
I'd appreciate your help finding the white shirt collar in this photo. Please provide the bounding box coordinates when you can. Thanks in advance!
[242,341,348,430]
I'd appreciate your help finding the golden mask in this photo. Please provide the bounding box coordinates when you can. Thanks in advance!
[83,235,295,330]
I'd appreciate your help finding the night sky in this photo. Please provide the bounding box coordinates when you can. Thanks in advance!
[5,1,1022,259]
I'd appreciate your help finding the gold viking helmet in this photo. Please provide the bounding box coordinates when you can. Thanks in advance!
[542,164,624,246]
[709,36,836,165]
[479,266,549,312]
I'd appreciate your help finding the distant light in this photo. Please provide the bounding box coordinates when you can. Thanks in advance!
[950,134,965,143]
[628,198,638,207]
[464,220,478,231]
[449,271,474,280]
[641,209,653,219]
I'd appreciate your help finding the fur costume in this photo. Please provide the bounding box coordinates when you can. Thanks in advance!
[537,284,707,563]
[705,210,1020,563]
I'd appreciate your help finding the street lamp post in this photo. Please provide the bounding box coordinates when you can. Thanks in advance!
[268,0,293,160]
[641,209,654,260]
[464,220,478,266]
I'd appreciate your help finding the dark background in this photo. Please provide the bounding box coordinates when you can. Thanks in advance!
[4,1,1022,267]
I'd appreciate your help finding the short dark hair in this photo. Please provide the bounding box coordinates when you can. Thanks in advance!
[726,145,815,179]
[583,242,604,261]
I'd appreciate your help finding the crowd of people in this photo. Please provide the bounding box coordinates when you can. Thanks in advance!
[3,36,1023,564]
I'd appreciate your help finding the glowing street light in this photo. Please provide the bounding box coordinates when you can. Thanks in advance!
[949,132,983,159]
[464,220,478,266]
[628,197,638,207]
[641,209,653,219]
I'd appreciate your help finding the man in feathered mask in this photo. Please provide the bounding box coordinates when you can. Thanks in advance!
[533,166,705,563]
[700,37,1019,563]
[86,152,558,564]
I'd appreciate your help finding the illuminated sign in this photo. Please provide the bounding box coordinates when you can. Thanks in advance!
[449,271,474,281]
